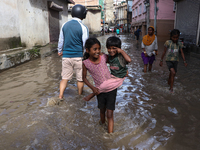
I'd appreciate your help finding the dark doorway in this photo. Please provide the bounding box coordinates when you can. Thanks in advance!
[49,9,59,42]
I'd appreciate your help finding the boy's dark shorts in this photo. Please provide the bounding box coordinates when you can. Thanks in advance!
[166,61,178,72]
[97,88,117,110]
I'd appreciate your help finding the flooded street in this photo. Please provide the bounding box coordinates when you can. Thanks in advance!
[0,34,200,150]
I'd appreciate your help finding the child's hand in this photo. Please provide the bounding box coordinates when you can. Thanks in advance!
[92,87,100,95]
[155,51,158,55]
[184,62,188,67]
[116,47,123,54]
[153,50,158,56]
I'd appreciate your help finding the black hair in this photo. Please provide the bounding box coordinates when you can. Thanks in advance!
[83,37,101,60]
[170,29,180,40]
[106,36,121,48]
[148,27,154,32]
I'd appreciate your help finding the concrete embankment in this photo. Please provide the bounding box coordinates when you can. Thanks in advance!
[0,43,58,71]
[0,33,103,72]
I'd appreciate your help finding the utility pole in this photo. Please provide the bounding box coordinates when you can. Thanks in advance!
[103,0,105,35]
[145,0,150,34]
[154,0,158,35]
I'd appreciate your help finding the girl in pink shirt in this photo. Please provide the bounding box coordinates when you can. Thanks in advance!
[82,37,131,133]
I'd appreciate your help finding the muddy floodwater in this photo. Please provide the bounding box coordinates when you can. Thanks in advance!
[0,34,200,150]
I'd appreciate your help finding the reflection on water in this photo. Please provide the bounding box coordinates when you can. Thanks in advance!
[0,34,200,149]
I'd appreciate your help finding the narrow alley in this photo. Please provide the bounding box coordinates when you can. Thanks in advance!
[0,34,200,150]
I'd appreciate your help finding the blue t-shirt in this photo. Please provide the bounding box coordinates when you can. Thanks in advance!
[135,29,141,36]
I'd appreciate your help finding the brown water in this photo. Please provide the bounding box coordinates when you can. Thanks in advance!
[0,34,200,150]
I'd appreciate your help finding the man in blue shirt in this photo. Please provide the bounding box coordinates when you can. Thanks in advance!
[134,27,141,44]
[57,4,89,99]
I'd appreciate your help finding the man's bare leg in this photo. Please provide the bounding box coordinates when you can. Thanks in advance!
[59,79,68,99]
[77,81,84,95]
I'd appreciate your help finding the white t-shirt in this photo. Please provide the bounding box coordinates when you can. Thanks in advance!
[141,36,158,56]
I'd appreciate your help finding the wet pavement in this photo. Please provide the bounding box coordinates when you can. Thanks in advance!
[0,34,200,150]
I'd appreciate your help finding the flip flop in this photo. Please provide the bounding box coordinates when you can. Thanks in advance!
[59,97,64,101]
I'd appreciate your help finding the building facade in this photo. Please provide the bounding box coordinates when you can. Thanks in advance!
[104,0,115,26]
[115,2,128,32]
[174,0,200,46]
[69,0,101,34]
[0,0,74,51]
[131,0,175,42]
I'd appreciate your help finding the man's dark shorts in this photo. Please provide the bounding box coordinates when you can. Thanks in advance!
[136,35,139,40]
[166,61,178,72]
[97,88,117,110]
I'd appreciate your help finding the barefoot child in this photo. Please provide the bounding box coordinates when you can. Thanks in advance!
[159,29,187,93]
[141,26,158,72]
[82,37,131,133]
[83,36,131,101]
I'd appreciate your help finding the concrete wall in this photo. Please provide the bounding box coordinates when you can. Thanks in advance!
[0,1,21,50]
[105,0,115,25]
[0,0,69,51]
[17,0,49,48]
[132,0,146,24]
[175,0,200,45]
[69,0,99,6]
[131,0,175,42]
[149,0,175,20]
[82,10,101,33]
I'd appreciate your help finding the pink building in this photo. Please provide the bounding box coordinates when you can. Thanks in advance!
[131,0,175,41]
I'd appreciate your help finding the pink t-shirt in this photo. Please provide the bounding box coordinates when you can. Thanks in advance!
[83,54,111,88]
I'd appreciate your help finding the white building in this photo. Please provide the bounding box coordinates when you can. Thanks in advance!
[0,0,74,51]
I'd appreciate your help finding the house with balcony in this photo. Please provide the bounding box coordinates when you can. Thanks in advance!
[131,0,175,42]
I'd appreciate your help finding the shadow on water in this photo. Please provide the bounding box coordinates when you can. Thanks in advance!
[0,34,200,149]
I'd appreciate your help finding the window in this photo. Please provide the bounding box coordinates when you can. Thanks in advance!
[135,7,138,16]
[173,2,176,11]
[132,10,135,18]
[144,4,146,13]
[139,4,142,15]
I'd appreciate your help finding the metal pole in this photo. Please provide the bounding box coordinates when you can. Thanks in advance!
[174,2,177,28]
[146,6,150,34]
[154,0,157,35]
[103,1,105,35]
[196,3,200,45]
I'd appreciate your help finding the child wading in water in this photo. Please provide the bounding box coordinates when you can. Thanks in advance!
[141,26,158,72]
[159,29,187,93]
[82,37,131,133]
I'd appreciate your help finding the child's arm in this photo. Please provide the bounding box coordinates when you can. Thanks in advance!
[159,46,167,67]
[82,64,100,95]
[180,48,187,67]
[154,37,158,55]
[117,48,131,63]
